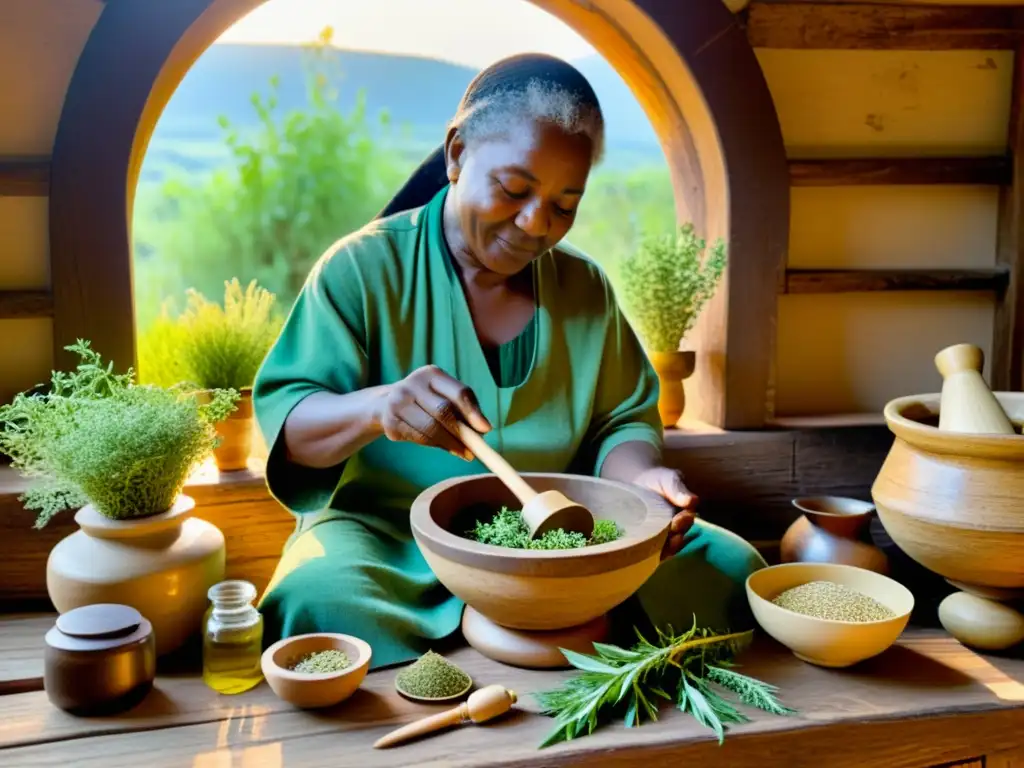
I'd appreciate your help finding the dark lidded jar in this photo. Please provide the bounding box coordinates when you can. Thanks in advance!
[202,579,264,694]
[43,603,156,716]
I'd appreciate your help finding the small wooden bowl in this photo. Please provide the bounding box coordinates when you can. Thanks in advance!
[260,633,371,709]
[746,562,914,668]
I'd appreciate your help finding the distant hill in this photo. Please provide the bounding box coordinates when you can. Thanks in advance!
[141,44,664,183]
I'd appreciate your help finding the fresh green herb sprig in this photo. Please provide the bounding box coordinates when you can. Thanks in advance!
[467,507,622,550]
[533,619,795,748]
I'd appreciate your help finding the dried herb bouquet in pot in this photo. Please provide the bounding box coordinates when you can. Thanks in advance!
[616,224,726,427]
[137,278,284,471]
[0,339,239,656]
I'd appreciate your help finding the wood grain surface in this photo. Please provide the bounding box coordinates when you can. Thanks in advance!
[0,627,1020,767]
[745,2,1024,50]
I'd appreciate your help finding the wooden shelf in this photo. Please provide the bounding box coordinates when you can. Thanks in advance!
[768,413,886,429]
[0,291,53,320]
[784,268,1010,295]
[0,159,50,197]
[745,2,1024,50]
[789,157,1011,187]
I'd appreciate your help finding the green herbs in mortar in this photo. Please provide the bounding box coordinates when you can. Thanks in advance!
[533,620,795,747]
[395,650,472,699]
[290,649,351,674]
[0,340,238,528]
[468,507,622,550]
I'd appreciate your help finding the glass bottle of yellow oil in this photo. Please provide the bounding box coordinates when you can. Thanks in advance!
[203,579,264,694]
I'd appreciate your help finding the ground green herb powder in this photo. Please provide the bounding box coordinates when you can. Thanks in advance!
[771,580,895,622]
[290,649,351,674]
[395,651,471,698]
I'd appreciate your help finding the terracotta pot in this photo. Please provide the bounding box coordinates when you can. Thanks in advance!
[871,391,1024,651]
[411,473,673,668]
[46,494,226,657]
[647,350,696,428]
[199,387,254,471]
[780,496,889,574]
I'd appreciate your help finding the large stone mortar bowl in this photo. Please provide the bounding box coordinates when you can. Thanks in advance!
[411,472,673,668]
[871,392,1024,651]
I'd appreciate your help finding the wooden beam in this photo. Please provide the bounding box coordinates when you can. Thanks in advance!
[767,412,886,428]
[993,38,1024,392]
[789,157,1012,187]
[745,2,1024,50]
[784,268,1010,294]
[0,160,49,197]
[0,291,53,320]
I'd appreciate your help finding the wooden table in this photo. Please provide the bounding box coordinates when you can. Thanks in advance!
[1,620,1022,768]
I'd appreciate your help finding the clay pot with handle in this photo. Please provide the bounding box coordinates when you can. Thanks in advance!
[780,496,889,575]
[647,350,696,428]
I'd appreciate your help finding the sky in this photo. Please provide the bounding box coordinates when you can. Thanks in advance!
[216,0,598,68]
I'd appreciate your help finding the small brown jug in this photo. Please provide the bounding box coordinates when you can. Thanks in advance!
[781,496,889,575]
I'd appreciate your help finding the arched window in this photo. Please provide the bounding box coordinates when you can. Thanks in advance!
[45,0,789,429]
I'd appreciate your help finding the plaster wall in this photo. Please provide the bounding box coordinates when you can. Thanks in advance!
[0,0,102,403]
[762,49,1013,415]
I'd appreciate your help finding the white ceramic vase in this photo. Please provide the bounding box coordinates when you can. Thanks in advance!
[46,494,226,657]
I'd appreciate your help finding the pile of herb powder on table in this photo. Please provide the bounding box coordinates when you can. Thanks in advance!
[395,651,471,698]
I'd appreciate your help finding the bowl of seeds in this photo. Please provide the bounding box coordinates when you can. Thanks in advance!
[261,632,372,708]
[746,562,914,668]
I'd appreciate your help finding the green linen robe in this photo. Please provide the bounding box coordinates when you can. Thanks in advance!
[252,185,766,669]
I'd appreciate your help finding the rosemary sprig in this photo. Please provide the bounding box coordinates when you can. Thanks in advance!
[532,619,796,748]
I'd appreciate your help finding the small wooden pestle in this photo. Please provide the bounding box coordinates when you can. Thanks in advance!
[374,684,518,749]
[449,421,595,539]
[934,343,1015,435]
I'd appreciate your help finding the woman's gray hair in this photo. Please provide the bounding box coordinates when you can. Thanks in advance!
[450,77,605,164]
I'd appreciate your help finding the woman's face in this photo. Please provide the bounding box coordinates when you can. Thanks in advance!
[444,120,594,276]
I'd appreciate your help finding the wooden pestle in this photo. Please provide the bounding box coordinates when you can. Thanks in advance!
[934,343,1015,435]
[373,685,518,749]
[448,420,595,539]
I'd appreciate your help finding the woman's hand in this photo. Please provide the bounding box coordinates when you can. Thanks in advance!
[631,466,698,560]
[375,365,492,459]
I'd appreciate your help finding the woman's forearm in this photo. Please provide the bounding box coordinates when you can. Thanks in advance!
[280,387,391,469]
[599,440,663,484]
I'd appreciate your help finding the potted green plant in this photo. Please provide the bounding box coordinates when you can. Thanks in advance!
[0,340,238,655]
[138,278,283,471]
[617,223,727,427]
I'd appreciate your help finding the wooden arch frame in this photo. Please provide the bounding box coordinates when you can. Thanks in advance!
[48,0,789,429]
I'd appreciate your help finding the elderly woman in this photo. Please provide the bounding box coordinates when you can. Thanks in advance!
[253,53,765,669]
